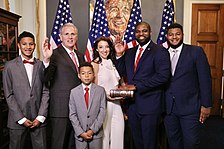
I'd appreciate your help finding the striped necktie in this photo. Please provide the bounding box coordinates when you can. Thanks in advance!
[70,51,79,72]
[134,48,143,72]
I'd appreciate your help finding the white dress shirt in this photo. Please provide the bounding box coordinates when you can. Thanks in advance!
[18,56,45,125]
[134,40,151,63]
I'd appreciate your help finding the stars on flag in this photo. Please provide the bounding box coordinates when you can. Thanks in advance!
[157,0,175,48]
[85,0,142,61]
[85,0,110,62]
[50,0,73,49]
[124,0,142,48]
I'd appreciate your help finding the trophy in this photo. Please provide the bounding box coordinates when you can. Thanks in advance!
[110,89,134,98]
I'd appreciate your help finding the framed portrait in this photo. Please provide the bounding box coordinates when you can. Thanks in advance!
[89,0,134,39]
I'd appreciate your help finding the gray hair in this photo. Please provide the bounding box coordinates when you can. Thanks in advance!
[59,23,78,35]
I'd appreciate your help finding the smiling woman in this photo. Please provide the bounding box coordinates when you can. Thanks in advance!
[91,36,125,149]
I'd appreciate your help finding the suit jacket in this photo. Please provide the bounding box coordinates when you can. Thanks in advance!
[3,56,49,129]
[44,46,85,117]
[115,54,126,77]
[124,41,171,114]
[69,84,106,147]
[165,44,212,115]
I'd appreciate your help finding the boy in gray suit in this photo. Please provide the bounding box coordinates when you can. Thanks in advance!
[69,62,106,149]
[3,31,49,149]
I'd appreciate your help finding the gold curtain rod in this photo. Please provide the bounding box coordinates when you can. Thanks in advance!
[173,0,176,23]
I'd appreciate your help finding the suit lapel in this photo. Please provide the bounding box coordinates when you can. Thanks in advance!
[31,58,39,90]
[135,46,151,74]
[173,44,187,78]
[134,42,154,75]
[128,47,137,78]
[17,57,31,88]
[88,84,96,112]
[75,50,84,65]
[59,47,78,74]
[77,85,88,112]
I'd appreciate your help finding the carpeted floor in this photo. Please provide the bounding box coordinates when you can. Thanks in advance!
[22,116,224,149]
[200,116,224,149]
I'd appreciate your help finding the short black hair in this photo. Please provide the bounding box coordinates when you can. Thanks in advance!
[167,23,183,33]
[18,31,35,43]
[79,62,94,72]
[135,21,151,32]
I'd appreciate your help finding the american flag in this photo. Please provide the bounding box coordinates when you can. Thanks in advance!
[85,0,142,62]
[50,0,73,49]
[85,0,110,62]
[156,0,175,48]
[123,0,142,49]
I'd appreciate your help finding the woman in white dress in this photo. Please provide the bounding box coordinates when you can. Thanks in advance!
[91,36,124,149]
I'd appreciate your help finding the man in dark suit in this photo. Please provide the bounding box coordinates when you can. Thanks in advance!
[3,31,49,149]
[42,23,85,149]
[164,23,212,149]
[116,21,171,149]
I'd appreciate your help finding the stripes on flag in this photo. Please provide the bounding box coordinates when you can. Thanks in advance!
[156,0,175,48]
[85,0,110,62]
[50,0,73,50]
[123,0,142,49]
[85,0,142,62]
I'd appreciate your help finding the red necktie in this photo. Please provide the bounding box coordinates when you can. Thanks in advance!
[70,52,79,72]
[134,48,143,72]
[23,59,35,65]
[84,87,89,109]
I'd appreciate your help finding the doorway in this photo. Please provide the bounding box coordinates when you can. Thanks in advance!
[191,4,224,116]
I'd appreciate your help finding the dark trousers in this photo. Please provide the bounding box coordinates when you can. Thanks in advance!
[128,106,160,149]
[50,117,75,149]
[164,112,200,149]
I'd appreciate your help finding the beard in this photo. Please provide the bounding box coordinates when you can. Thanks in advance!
[167,38,183,49]
[136,36,151,47]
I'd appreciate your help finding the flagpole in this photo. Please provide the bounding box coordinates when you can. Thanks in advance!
[173,0,176,23]
[35,0,40,59]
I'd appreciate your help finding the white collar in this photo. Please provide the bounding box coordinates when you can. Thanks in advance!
[82,83,92,90]
[169,44,183,53]
[62,44,76,54]
[138,40,151,50]
[21,55,34,62]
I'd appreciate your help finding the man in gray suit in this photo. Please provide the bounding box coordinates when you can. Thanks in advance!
[69,62,106,149]
[3,31,49,149]
[42,23,85,149]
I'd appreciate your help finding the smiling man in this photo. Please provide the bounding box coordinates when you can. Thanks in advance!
[164,23,212,149]
[42,23,85,149]
[3,31,49,149]
[105,0,132,40]
[115,21,171,149]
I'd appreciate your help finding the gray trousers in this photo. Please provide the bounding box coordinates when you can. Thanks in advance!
[9,127,47,149]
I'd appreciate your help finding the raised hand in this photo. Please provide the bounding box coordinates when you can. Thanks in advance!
[114,36,126,57]
[42,37,53,63]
